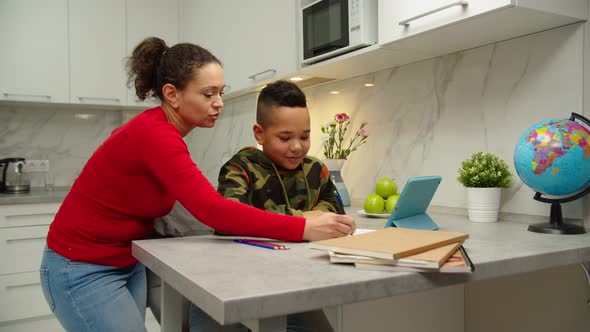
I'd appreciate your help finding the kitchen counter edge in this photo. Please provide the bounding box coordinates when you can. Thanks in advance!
[0,187,70,205]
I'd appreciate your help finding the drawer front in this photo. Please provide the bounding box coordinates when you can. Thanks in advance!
[0,225,49,275]
[0,314,64,332]
[0,271,52,323]
[0,203,60,228]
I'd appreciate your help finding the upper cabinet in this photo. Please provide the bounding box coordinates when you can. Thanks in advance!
[126,0,179,107]
[69,0,127,106]
[379,0,588,46]
[0,0,179,108]
[302,0,587,80]
[379,0,511,44]
[378,0,588,66]
[180,0,297,98]
[1,0,587,105]
[0,0,69,104]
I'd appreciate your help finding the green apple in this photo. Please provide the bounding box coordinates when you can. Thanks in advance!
[385,194,400,213]
[364,193,385,214]
[375,177,397,199]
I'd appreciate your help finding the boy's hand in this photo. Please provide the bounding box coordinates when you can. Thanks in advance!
[302,212,356,241]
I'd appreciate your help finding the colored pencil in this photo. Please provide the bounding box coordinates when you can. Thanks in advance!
[233,239,289,250]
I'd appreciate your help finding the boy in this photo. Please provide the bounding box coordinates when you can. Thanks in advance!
[212,80,339,331]
[217,80,341,217]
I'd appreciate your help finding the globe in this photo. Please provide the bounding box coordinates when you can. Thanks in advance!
[514,117,590,197]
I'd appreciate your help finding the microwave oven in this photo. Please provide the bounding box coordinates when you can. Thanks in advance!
[301,0,377,65]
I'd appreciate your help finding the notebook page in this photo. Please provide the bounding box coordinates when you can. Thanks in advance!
[353,228,377,235]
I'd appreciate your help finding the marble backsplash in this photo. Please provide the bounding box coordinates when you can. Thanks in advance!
[0,23,585,219]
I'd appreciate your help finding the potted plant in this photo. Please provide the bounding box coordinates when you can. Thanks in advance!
[457,152,512,222]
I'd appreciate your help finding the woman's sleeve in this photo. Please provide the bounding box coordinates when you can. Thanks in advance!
[140,125,305,241]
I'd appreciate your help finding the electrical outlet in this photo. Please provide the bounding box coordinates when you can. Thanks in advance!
[24,160,50,172]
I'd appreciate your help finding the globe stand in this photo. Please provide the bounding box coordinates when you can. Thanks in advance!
[528,188,590,235]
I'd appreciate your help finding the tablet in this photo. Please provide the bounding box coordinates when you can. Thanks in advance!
[384,176,442,230]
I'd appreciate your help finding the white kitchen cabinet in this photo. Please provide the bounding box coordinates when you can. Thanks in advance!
[378,0,511,45]
[180,0,298,99]
[302,0,587,80]
[0,0,69,104]
[69,0,127,106]
[379,0,587,45]
[0,202,62,331]
[126,0,179,107]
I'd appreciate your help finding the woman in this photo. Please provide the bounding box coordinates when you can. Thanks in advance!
[39,37,355,332]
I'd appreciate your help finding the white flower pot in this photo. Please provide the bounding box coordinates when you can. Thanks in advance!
[466,187,502,223]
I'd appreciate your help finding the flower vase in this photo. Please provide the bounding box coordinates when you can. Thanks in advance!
[324,159,351,207]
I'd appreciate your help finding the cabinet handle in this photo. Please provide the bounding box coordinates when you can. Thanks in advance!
[398,0,469,26]
[78,96,121,104]
[2,92,51,101]
[6,236,46,243]
[6,282,41,290]
[248,69,277,80]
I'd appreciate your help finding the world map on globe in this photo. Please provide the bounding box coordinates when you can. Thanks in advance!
[514,118,590,196]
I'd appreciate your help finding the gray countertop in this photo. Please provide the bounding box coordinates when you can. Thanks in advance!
[0,187,70,204]
[132,207,590,325]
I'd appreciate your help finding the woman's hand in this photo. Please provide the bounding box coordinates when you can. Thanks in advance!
[302,212,356,241]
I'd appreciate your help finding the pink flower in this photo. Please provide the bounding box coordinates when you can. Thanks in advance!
[334,113,350,123]
[321,113,368,159]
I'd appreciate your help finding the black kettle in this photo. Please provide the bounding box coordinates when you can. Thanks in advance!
[0,158,31,193]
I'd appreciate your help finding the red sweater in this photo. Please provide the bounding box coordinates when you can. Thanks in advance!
[47,107,305,267]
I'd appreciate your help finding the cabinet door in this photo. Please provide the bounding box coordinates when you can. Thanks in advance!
[126,0,179,107]
[69,0,127,106]
[0,0,69,103]
[0,202,60,275]
[0,272,53,323]
[0,225,50,275]
[181,0,297,95]
[378,0,511,45]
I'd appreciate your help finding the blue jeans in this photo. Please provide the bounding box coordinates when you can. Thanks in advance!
[40,246,147,332]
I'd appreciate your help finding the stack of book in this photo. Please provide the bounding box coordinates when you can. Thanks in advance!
[309,227,474,273]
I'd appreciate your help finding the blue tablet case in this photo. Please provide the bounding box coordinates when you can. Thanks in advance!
[384,176,442,231]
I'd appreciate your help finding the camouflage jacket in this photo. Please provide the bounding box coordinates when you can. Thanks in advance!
[217,147,339,216]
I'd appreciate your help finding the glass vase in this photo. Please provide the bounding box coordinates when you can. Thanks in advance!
[324,159,351,206]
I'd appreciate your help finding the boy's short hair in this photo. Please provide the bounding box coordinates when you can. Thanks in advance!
[256,80,307,128]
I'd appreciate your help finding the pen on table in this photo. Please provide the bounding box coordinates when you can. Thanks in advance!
[333,190,346,215]
[233,239,289,250]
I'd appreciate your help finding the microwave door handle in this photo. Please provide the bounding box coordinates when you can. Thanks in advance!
[399,0,468,26]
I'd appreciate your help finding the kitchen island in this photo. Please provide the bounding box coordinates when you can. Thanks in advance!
[132,207,590,332]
